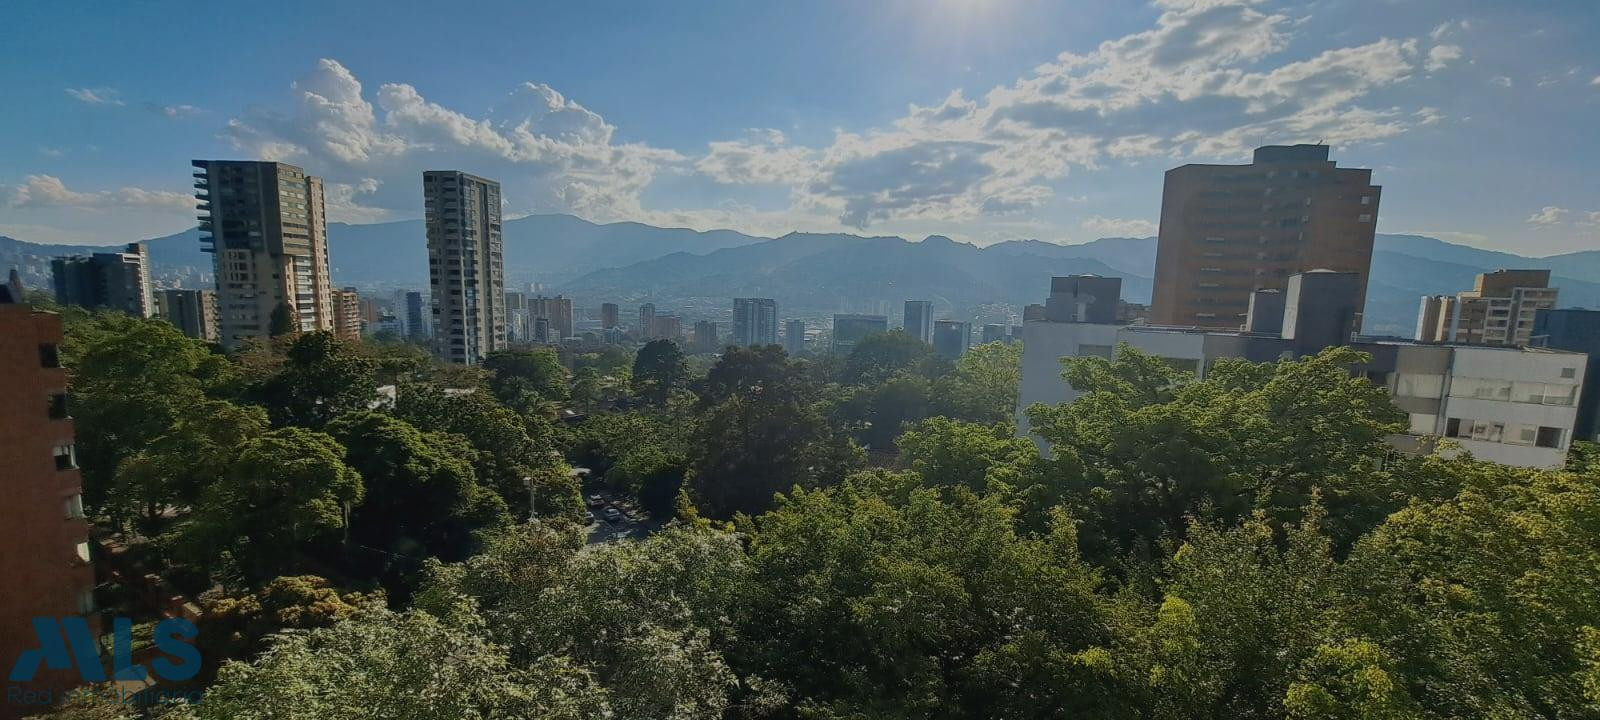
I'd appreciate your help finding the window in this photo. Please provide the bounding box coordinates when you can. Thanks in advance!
[1360,196,1372,205]
[64,494,85,519]
[53,444,76,471]
[39,344,60,368]
[1357,214,1373,223]
[1536,426,1564,449]
[1395,373,1444,399]
[76,590,95,615]
[1445,418,1463,437]
[74,541,90,564]
[1561,367,1577,379]
[47,393,69,420]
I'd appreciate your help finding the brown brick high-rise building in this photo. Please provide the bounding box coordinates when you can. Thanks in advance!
[0,273,96,712]
[332,287,363,342]
[1151,145,1381,329]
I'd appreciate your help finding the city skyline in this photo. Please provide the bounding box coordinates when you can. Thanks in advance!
[3,1,1598,254]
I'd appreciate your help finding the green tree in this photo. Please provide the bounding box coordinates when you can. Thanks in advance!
[396,383,579,520]
[254,331,378,428]
[60,311,236,510]
[195,575,377,682]
[932,340,1022,425]
[108,400,269,534]
[832,372,933,450]
[266,302,296,338]
[172,427,364,585]
[840,330,934,384]
[696,344,795,407]
[327,412,511,586]
[164,609,611,720]
[632,339,689,405]
[484,348,569,413]
[689,378,861,518]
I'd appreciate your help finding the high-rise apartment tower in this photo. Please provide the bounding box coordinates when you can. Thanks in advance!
[424,171,505,364]
[193,160,334,348]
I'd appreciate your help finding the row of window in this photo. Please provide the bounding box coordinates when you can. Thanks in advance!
[1443,417,1564,449]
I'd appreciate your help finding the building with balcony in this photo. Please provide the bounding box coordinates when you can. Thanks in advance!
[193,160,334,348]
[424,171,505,364]
[331,287,362,342]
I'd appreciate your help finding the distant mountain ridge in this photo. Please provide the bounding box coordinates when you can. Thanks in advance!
[4,217,1597,336]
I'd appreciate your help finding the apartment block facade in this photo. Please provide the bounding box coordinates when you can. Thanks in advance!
[51,242,153,317]
[784,319,807,355]
[1152,145,1380,329]
[0,280,96,705]
[424,171,505,364]
[733,297,778,347]
[1417,269,1558,347]
[904,300,934,344]
[933,320,972,360]
[155,288,218,342]
[331,287,363,342]
[193,160,333,348]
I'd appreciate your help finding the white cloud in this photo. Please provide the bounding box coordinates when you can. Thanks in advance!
[210,1,1463,235]
[224,58,682,221]
[1425,44,1461,72]
[701,0,1450,229]
[1526,206,1568,226]
[64,87,124,106]
[1491,75,1514,87]
[38,147,63,157]
[1592,75,1600,87]
[2,175,191,212]
[1081,215,1158,237]
[148,103,201,118]
[324,177,393,224]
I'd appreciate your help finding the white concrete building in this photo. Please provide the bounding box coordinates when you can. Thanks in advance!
[1018,275,1588,469]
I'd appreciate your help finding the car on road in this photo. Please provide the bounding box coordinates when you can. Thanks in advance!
[602,507,623,523]
[584,510,596,524]
[586,494,605,508]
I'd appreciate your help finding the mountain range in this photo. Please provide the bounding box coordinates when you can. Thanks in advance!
[3,216,1597,337]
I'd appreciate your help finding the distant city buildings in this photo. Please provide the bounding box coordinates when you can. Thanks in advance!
[733,298,778,346]
[505,291,530,342]
[0,275,97,702]
[155,288,218,342]
[424,170,505,364]
[933,320,972,359]
[654,312,682,342]
[50,242,152,317]
[193,160,334,348]
[404,291,427,341]
[1417,269,1558,347]
[832,314,887,355]
[530,295,574,341]
[693,320,719,353]
[904,300,934,344]
[1533,308,1600,444]
[1151,145,1381,329]
[331,287,362,342]
[601,302,620,329]
[982,323,1008,344]
[639,303,657,339]
[784,319,807,355]
[1019,272,1588,469]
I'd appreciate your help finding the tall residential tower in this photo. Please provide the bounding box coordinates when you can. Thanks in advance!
[193,160,334,347]
[733,297,778,347]
[424,171,505,364]
[1151,145,1380,329]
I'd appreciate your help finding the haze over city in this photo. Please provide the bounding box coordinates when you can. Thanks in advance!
[3,0,1598,253]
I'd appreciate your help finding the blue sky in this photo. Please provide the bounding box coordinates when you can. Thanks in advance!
[2,0,1597,254]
